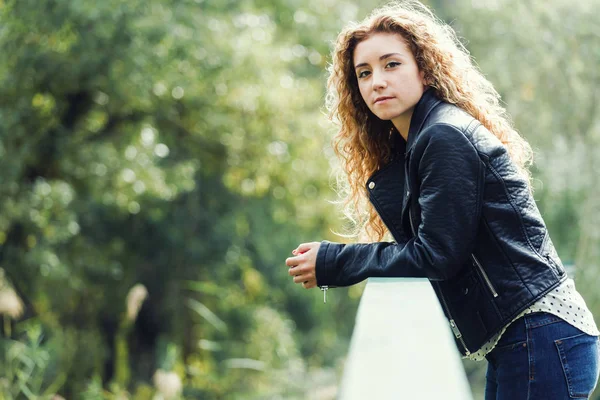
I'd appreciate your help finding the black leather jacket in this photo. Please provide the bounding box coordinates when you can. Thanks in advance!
[315,89,567,356]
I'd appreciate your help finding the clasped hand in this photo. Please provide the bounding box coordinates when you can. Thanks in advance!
[285,242,320,289]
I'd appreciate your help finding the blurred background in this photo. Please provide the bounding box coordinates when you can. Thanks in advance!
[0,0,598,398]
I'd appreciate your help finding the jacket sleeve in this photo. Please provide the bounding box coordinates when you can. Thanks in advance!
[316,240,427,286]
[315,124,484,286]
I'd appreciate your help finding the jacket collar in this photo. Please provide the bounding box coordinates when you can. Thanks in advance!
[405,87,442,154]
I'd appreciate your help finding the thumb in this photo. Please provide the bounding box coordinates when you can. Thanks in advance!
[296,242,316,254]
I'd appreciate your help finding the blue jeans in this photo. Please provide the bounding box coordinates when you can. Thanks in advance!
[485,312,600,399]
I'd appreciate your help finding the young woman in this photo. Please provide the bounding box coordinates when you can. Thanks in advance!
[284,1,600,398]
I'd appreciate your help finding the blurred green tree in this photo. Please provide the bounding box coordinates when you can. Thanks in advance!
[0,0,363,397]
[1,0,599,398]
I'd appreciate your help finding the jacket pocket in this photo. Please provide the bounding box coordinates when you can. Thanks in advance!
[441,267,495,350]
[540,231,566,278]
[472,254,498,298]
[555,334,600,398]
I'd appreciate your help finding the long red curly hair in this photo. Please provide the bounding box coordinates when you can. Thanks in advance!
[326,0,533,241]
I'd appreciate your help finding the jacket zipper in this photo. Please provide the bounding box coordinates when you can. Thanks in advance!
[407,198,471,355]
[318,285,338,303]
[320,286,328,303]
[472,254,498,298]
[408,200,416,235]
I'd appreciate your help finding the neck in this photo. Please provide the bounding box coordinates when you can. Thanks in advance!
[392,115,411,142]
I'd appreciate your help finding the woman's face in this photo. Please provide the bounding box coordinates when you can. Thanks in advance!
[353,32,426,136]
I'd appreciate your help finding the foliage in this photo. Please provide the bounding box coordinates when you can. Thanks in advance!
[0,0,360,397]
[0,0,599,398]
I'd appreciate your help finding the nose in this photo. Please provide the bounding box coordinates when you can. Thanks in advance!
[371,70,387,91]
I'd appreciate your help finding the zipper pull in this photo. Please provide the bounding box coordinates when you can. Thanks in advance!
[320,286,328,303]
[449,319,462,338]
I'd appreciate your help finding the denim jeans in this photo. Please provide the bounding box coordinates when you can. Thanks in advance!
[485,312,600,399]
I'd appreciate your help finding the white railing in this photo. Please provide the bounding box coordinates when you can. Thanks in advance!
[339,278,473,400]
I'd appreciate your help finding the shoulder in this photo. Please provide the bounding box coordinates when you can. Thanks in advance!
[424,102,477,133]
[415,123,478,158]
[416,102,504,158]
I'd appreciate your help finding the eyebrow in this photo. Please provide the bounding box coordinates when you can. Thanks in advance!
[354,53,405,69]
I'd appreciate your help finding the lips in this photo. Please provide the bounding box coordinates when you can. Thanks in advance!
[374,96,395,104]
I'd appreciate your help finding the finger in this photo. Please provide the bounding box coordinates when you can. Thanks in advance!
[289,267,304,277]
[303,279,317,289]
[293,274,309,283]
[296,242,315,253]
[292,247,304,255]
[292,270,314,283]
[285,256,301,267]
[296,243,312,253]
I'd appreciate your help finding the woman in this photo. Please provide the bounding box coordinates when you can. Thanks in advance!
[284,1,600,398]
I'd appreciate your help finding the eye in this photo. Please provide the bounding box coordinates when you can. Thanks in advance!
[386,61,401,68]
[357,70,371,79]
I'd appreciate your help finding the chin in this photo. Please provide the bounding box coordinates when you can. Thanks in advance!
[375,113,397,121]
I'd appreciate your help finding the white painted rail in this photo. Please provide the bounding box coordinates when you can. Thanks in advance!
[339,278,473,400]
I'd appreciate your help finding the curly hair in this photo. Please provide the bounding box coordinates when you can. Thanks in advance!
[326,0,533,241]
